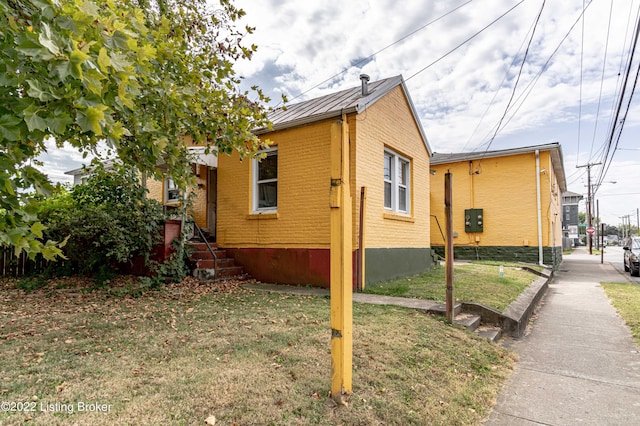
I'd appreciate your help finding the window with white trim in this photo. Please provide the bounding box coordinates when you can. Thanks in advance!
[253,147,278,211]
[384,149,410,213]
[165,178,180,204]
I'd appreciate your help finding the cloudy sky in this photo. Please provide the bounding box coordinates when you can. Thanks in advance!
[42,0,640,227]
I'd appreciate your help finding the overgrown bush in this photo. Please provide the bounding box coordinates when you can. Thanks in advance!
[39,162,178,282]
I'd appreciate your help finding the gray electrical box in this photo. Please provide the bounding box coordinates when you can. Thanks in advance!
[465,208,483,233]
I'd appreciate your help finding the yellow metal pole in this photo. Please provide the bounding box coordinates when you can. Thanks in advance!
[330,115,353,403]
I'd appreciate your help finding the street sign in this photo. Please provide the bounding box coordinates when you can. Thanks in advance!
[586,226,595,235]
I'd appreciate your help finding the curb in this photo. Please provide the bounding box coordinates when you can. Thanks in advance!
[500,268,552,337]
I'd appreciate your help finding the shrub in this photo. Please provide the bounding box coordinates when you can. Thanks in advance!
[39,161,174,281]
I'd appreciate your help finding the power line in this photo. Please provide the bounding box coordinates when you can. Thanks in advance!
[480,0,546,157]
[406,0,526,81]
[576,0,585,165]
[588,0,614,161]
[463,3,543,152]
[593,5,640,191]
[279,0,476,106]
[472,2,594,150]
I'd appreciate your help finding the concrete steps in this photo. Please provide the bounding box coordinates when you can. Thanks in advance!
[428,304,502,342]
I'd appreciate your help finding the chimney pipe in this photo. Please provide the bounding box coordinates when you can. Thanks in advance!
[360,74,370,96]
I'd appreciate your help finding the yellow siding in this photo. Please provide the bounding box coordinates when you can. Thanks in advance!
[353,86,431,249]
[217,121,332,248]
[430,150,561,247]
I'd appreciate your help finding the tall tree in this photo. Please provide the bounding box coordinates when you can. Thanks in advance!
[0,0,272,259]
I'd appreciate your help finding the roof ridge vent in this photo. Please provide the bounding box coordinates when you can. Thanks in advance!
[360,74,370,96]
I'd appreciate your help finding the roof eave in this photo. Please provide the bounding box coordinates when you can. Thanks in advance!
[253,106,358,135]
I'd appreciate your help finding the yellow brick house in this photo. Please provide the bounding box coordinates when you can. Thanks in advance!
[222,75,432,287]
[149,75,433,287]
[429,143,566,268]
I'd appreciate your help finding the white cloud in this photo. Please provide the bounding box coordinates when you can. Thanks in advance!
[37,0,640,226]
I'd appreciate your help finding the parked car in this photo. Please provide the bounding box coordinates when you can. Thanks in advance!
[623,237,640,277]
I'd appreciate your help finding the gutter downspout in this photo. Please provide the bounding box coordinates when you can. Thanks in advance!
[535,150,544,266]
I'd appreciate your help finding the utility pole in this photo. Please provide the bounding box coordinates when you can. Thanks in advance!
[577,162,601,254]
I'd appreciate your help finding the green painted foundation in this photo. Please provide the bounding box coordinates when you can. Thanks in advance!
[365,247,435,284]
[431,245,563,270]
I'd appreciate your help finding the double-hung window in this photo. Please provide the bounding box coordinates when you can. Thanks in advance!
[253,147,278,212]
[384,149,410,213]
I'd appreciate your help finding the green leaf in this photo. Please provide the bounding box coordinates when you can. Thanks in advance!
[84,69,105,95]
[3,176,15,196]
[26,80,54,102]
[23,108,49,132]
[109,52,132,72]
[49,114,74,134]
[110,30,130,50]
[78,0,101,17]
[30,221,46,238]
[97,47,111,72]
[76,105,107,135]
[70,49,89,79]
[16,35,49,58]
[54,61,72,81]
[0,114,23,141]
[38,22,61,55]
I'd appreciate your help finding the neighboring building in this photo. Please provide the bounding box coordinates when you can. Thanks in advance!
[147,75,433,287]
[429,143,566,269]
[561,191,583,247]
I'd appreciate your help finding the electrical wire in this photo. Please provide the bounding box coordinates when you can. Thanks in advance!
[479,0,546,158]
[471,2,594,152]
[593,4,640,192]
[278,0,476,106]
[462,3,542,152]
[576,0,586,166]
[588,0,614,162]
[406,0,526,82]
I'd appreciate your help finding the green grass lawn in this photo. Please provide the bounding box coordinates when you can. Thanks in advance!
[601,282,640,346]
[364,261,544,312]
[0,276,516,425]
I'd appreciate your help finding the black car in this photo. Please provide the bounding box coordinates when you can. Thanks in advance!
[623,237,640,277]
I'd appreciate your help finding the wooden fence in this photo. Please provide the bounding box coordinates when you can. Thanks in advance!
[0,246,49,278]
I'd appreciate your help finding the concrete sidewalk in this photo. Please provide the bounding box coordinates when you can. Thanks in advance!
[242,282,443,311]
[486,247,640,425]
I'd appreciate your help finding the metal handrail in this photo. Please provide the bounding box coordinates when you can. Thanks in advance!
[190,218,217,278]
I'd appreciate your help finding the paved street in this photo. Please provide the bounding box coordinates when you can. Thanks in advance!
[486,247,640,425]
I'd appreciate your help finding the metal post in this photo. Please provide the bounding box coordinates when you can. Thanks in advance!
[445,172,454,322]
[601,223,605,264]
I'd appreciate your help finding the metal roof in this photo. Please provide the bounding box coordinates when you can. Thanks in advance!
[256,75,431,154]
[431,142,567,192]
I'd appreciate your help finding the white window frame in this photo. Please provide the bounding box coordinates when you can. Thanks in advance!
[165,178,181,205]
[253,147,278,212]
[384,148,411,214]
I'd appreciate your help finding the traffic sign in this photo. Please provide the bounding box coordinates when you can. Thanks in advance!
[586,226,595,235]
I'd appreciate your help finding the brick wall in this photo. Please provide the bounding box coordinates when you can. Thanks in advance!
[217,121,332,248]
[430,150,563,248]
[353,86,431,249]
